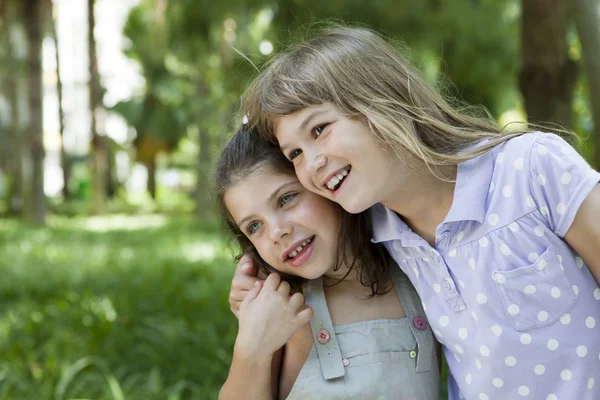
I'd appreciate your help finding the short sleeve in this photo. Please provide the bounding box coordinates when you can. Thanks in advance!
[529,132,600,237]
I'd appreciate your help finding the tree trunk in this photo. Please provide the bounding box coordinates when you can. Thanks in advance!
[50,2,71,199]
[519,0,578,130]
[571,0,600,168]
[2,0,24,216]
[88,0,107,214]
[147,159,157,199]
[106,146,117,198]
[24,0,45,225]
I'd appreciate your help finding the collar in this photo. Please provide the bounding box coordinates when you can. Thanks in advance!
[370,203,405,243]
[370,148,494,244]
[369,204,424,245]
[443,150,493,224]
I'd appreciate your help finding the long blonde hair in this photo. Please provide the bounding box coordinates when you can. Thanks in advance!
[243,25,534,175]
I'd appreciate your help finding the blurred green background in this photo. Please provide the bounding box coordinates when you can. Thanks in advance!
[0,0,599,398]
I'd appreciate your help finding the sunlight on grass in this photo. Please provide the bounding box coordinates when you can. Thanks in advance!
[79,214,169,232]
[182,242,218,263]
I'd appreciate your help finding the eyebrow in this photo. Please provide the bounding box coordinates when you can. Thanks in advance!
[280,109,329,154]
[235,181,299,228]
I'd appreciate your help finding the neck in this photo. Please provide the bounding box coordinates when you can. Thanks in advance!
[322,255,359,284]
[382,160,457,244]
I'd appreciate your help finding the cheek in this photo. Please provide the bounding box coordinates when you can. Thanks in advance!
[255,241,278,267]
[306,200,341,233]
[295,165,318,192]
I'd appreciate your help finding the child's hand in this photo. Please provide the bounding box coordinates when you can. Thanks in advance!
[235,273,313,361]
[229,254,262,318]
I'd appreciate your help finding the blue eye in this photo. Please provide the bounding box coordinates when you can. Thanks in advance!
[247,221,262,234]
[280,193,297,206]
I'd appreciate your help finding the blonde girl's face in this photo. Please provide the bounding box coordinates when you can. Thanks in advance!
[274,103,401,214]
[224,166,341,280]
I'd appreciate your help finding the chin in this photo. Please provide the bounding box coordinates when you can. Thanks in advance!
[299,271,322,280]
[340,197,372,214]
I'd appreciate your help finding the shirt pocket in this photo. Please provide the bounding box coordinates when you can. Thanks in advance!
[492,246,577,331]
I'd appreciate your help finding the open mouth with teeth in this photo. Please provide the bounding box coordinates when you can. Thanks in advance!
[325,166,351,192]
[287,236,314,260]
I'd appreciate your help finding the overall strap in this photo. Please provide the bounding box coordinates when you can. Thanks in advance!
[304,278,346,380]
[391,266,434,372]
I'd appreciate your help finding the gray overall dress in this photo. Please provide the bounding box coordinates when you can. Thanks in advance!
[286,267,440,399]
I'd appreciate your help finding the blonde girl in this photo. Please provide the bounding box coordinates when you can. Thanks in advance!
[231,26,600,400]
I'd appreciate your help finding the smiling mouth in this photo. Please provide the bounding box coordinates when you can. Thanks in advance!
[286,236,315,260]
[325,166,351,191]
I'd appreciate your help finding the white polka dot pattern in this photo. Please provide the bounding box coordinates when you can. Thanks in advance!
[369,132,600,400]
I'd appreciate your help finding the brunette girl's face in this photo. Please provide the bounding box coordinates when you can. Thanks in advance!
[225,165,341,280]
[274,103,401,214]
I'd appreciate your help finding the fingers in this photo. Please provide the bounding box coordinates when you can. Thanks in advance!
[288,292,305,310]
[229,294,242,318]
[262,272,281,291]
[277,280,291,296]
[231,271,259,295]
[241,281,263,308]
[235,254,258,278]
[296,306,314,325]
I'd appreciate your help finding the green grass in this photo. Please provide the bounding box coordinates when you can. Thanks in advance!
[0,214,237,399]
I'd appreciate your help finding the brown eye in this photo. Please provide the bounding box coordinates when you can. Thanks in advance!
[313,123,329,137]
[289,149,302,160]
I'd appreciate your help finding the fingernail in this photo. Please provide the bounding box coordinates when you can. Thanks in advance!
[254,281,260,287]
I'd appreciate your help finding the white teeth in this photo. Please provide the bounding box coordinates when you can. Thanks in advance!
[326,168,350,190]
[287,238,313,259]
[326,177,340,189]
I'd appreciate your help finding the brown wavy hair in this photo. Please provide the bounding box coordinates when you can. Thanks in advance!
[214,125,392,295]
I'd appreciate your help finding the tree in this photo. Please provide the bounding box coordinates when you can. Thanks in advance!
[519,0,578,129]
[24,0,45,225]
[112,2,188,200]
[1,0,24,215]
[571,0,600,167]
[50,1,70,199]
[88,0,108,214]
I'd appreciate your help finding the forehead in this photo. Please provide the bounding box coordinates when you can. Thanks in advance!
[274,103,337,141]
[224,167,297,223]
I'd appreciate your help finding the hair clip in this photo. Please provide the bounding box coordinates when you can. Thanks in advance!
[242,115,248,125]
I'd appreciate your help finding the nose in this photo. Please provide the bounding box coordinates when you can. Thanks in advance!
[306,151,326,177]
[268,219,292,243]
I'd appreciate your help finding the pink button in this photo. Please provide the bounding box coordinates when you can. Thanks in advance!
[413,316,427,330]
[316,329,330,344]
[342,359,350,367]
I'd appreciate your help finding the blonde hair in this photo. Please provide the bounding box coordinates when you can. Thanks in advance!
[243,25,535,176]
